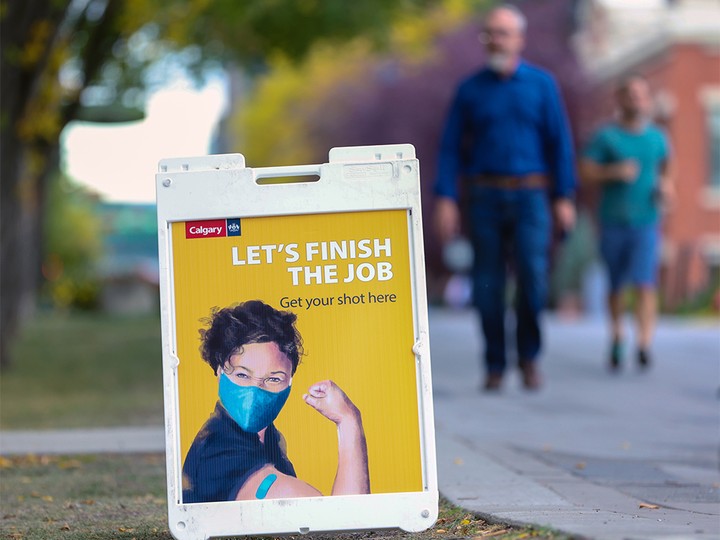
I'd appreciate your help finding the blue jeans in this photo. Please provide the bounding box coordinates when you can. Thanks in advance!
[468,187,551,375]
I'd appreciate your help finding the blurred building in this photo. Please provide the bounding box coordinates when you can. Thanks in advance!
[96,203,159,314]
[573,0,720,308]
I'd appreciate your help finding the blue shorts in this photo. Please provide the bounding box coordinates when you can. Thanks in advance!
[600,223,660,292]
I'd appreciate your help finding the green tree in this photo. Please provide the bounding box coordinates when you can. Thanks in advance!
[42,175,103,311]
[1,0,138,370]
[0,0,432,369]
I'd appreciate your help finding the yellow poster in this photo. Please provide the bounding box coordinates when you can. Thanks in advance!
[171,209,422,503]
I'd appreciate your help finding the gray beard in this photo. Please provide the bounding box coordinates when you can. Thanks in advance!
[486,53,512,73]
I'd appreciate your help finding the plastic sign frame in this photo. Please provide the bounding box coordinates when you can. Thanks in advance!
[156,144,437,540]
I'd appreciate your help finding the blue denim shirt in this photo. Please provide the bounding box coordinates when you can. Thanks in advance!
[434,61,576,201]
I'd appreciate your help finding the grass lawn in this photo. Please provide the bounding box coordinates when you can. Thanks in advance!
[0,453,571,540]
[0,312,164,429]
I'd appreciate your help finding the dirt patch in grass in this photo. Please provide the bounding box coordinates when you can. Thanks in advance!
[0,453,572,540]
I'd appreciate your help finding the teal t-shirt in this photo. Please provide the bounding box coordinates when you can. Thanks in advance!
[583,123,669,225]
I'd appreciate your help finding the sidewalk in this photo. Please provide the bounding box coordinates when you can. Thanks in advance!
[1,309,718,540]
[431,309,720,540]
[0,426,164,455]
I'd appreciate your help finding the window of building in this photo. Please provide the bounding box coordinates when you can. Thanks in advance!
[709,102,720,189]
[700,88,720,207]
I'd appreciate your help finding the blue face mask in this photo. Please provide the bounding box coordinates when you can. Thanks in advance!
[218,372,291,433]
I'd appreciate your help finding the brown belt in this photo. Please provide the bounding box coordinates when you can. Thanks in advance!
[471,173,548,190]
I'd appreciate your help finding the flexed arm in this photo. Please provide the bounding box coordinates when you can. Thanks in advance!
[304,380,370,496]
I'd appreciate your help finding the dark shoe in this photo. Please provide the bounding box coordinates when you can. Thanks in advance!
[609,340,623,372]
[483,373,503,392]
[638,348,651,370]
[519,361,542,390]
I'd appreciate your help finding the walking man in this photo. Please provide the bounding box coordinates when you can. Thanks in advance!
[433,4,577,391]
[580,75,672,371]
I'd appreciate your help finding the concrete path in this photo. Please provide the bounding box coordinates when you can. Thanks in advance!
[0,426,164,455]
[431,309,720,540]
[1,309,718,540]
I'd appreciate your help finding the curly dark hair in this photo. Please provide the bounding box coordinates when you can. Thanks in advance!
[199,300,303,374]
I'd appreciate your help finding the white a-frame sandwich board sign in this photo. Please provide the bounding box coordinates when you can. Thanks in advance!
[156,144,437,540]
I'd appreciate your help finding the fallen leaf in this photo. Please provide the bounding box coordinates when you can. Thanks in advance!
[460,519,471,525]
[639,502,660,509]
[41,495,53,502]
[0,456,13,469]
[575,462,586,470]
[81,499,95,505]
[436,528,447,533]
[58,459,82,470]
[118,527,135,533]
[473,529,510,538]
[60,523,71,531]
[454,457,464,466]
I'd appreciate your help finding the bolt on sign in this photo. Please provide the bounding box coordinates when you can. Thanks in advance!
[156,145,437,540]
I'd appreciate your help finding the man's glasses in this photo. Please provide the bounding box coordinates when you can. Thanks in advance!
[479,27,517,43]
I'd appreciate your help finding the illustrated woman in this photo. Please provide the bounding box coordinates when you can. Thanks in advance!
[182,300,370,503]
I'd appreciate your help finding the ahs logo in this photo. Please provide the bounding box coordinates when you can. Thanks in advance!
[226,219,241,236]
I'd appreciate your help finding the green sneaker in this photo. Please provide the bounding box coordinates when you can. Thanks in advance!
[609,340,623,371]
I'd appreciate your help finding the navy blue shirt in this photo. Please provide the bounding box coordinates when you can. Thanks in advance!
[435,61,576,200]
[182,402,296,503]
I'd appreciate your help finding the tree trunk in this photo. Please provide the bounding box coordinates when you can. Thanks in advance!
[0,138,31,369]
[0,0,70,368]
[1,0,125,368]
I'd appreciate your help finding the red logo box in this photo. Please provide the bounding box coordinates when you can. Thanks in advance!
[185,219,226,239]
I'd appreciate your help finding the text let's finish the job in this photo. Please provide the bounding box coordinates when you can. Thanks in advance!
[231,238,394,286]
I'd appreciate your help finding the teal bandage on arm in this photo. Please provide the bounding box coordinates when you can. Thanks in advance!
[255,473,278,500]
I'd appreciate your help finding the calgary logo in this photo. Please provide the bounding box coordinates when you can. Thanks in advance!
[185,218,241,239]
